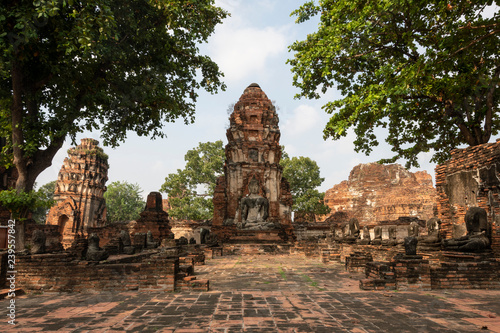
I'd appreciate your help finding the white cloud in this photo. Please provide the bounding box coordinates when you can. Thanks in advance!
[349,157,363,168]
[283,143,297,156]
[150,160,165,172]
[207,20,288,83]
[282,104,321,135]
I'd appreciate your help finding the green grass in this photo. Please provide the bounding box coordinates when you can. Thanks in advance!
[302,274,323,290]
[278,266,287,280]
[302,274,313,282]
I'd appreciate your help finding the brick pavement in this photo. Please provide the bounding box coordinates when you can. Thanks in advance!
[1,254,500,332]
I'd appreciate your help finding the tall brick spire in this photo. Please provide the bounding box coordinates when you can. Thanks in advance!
[212,84,294,243]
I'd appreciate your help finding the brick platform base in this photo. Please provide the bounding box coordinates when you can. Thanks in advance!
[360,253,499,291]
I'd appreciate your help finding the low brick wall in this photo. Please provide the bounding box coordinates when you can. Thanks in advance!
[361,257,431,291]
[16,252,179,292]
[345,252,373,273]
[340,244,405,262]
[361,262,396,290]
[360,254,499,291]
[25,223,61,246]
[393,257,432,291]
[294,243,407,263]
[431,256,500,289]
[204,247,223,259]
[320,247,341,263]
[292,241,329,257]
[87,223,130,248]
[222,243,292,255]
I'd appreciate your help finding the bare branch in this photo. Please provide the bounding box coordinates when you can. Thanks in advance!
[458,22,499,30]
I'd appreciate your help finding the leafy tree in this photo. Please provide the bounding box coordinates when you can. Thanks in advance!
[1,1,226,250]
[288,0,499,168]
[0,0,228,196]
[280,149,330,220]
[31,180,56,224]
[104,181,145,223]
[0,187,53,221]
[160,141,225,220]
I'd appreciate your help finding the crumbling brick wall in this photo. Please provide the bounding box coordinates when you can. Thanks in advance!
[25,222,61,251]
[435,140,500,253]
[87,223,130,247]
[16,252,178,292]
[321,163,436,225]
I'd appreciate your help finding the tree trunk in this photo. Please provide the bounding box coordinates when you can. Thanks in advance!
[10,60,65,250]
[11,60,26,191]
[10,59,27,250]
[449,101,490,147]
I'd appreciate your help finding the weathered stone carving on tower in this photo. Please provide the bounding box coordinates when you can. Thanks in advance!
[212,83,294,243]
[46,138,108,248]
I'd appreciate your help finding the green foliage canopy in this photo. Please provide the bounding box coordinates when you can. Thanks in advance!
[31,180,56,223]
[288,0,499,168]
[104,181,145,223]
[280,149,330,217]
[160,140,225,220]
[1,0,228,193]
[0,187,53,220]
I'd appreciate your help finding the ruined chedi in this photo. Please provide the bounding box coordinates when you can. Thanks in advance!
[212,83,294,243]
[322,163,437,226]
[46,138,108,248]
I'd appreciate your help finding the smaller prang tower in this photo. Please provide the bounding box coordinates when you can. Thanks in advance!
[46,139,108,248]
[212,83,294,244]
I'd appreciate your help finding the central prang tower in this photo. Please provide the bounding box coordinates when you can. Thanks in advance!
[212,83,294,244]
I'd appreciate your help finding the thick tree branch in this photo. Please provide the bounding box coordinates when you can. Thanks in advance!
[444,102,479,146]
[28,135,65,190]
[446,29,500,59]
[484,64,500,142]
[458,22,499,30]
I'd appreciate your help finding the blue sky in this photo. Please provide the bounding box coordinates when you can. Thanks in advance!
[36,0,496,197]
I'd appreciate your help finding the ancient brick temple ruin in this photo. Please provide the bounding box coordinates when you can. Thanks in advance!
[46,139,108,248]
[436,140,500,253]
[212,83,294,247]
[322,163,437,226]
[129,192,171,241]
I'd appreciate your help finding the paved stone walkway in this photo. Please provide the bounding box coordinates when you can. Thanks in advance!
[1,254,500,332]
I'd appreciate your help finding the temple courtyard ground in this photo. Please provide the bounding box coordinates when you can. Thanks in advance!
[1,254,500,332]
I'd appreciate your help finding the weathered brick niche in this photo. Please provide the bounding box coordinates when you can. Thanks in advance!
[435,140,500,253]
[46,139,108,248]
[212,83,294,246]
